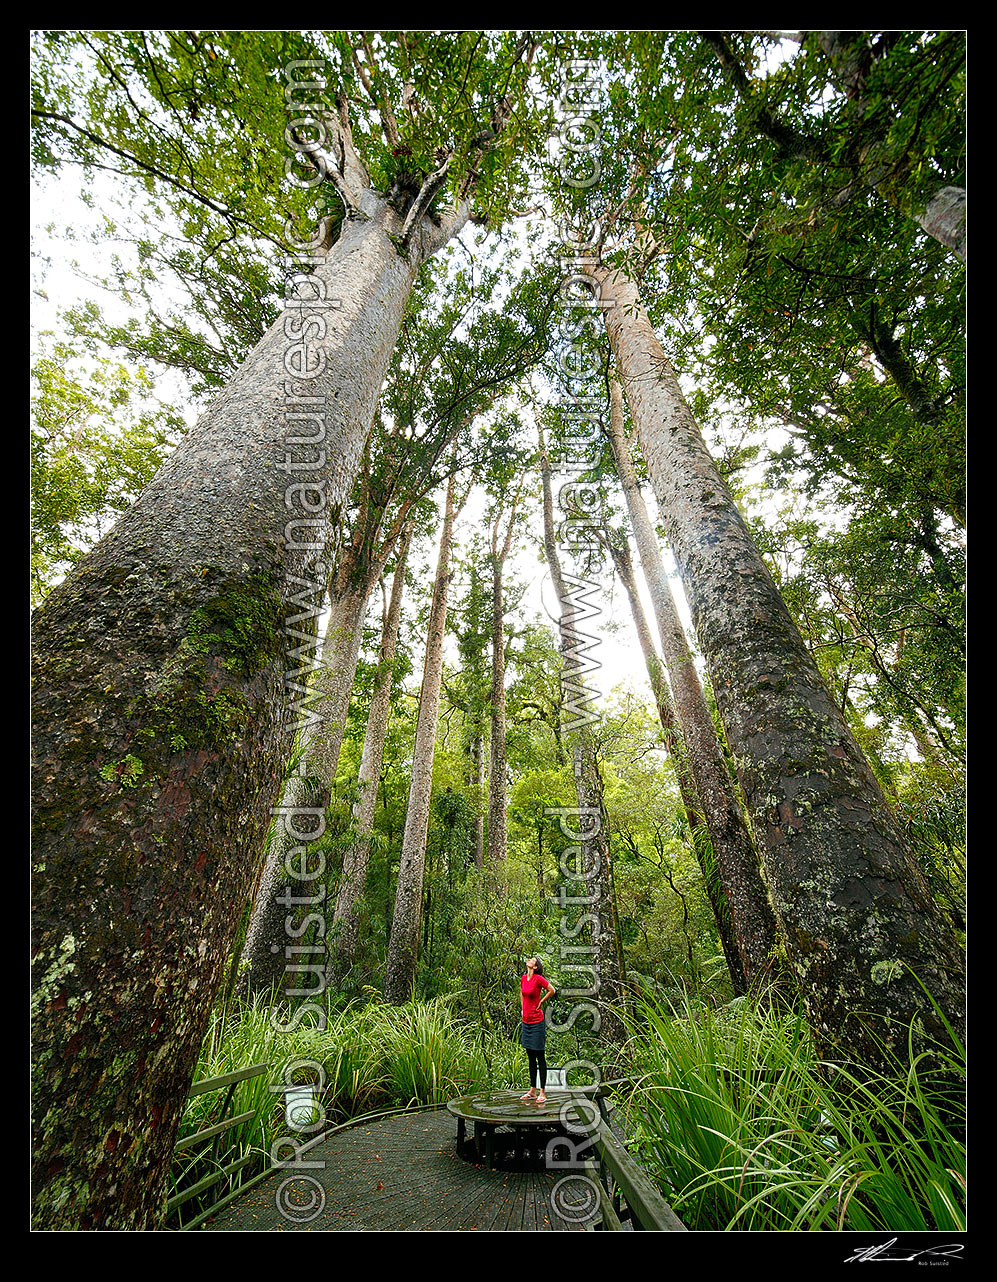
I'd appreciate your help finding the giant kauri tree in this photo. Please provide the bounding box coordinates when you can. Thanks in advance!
[30,28,543,1230]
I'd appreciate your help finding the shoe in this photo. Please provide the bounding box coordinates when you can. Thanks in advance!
[520,1090,537,1101]
[536,1092,547,1105]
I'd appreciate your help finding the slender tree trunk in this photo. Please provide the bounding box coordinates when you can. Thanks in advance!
[487,552,509,864]
[332,523,413,970]
[239,577,368,993]
[596,261,965,1071]
[607,534,747,995]
[240,523,392,996]
[538,422,626,1041]
[486,488,523,865]
[384,471,465,1003]
[470,728,486,869]
[30,189,458,1230]
[605,375,779,988]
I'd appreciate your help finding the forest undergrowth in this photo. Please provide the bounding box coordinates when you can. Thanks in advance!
[616,987,966,1232]
[170,982,965,1232]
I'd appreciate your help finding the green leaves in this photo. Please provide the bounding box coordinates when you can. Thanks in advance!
[30,337,185,603]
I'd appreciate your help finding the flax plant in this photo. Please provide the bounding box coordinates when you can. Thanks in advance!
[619,989,965,1232]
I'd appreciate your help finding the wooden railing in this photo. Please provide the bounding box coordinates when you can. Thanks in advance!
[569,1080,687,1232]
[167,1061,270,1231]
[582,1123,687,1232]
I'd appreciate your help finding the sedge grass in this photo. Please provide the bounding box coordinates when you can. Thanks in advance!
[619,989,965,1232]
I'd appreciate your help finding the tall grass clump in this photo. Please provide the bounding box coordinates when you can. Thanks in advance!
[619,989,965,1232]
[169,995,388,1225]
[169,989,525,1223]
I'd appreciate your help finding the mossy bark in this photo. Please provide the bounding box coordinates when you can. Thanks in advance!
[31,195,439,1229]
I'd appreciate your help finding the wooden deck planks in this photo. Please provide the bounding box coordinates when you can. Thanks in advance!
[199,1107,587,1232]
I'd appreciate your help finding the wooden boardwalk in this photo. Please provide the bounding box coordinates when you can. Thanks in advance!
[199,1107,593,1232]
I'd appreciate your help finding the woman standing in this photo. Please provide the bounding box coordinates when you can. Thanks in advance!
[519,956,556,1105]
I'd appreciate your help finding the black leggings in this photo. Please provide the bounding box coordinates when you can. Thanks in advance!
[527,1048,547,1090]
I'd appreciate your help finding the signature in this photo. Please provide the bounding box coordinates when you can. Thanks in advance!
[844,1238,964,1263]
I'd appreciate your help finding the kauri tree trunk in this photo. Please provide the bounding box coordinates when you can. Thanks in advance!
[597,260,965,1072]
[31,189,461,1229]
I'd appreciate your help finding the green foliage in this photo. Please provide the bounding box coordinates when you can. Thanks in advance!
[30,337,184,603]
[620,987,965,1231]
[751,496,964,785]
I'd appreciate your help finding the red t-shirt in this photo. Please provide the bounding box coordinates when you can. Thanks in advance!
[521,972,551,1024]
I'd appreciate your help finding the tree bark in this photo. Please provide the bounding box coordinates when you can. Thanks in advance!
[470,728,486,869]
[917,186,966,264]
[596,260,965,1072]
[605,374,779,988]
[487,550,509,864]
[384,470,465,1003]
[30,189,461,1229]
[485,484,524,865]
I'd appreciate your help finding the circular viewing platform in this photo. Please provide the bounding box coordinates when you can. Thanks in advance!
[446,1089,594,1169]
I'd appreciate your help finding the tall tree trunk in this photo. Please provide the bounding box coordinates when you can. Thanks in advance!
[538,422,626,1041]
[596,260,965,1072]
[384,470,465,1003]
[240,573,367,992]
[487,554,509,865]
[486,484,523,864]
[607,534,747,995]
[30,189,460,1230]
[605,375,779,988]
[332,523,413,970]
[239,505,401,996]
[470,728,486,869]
